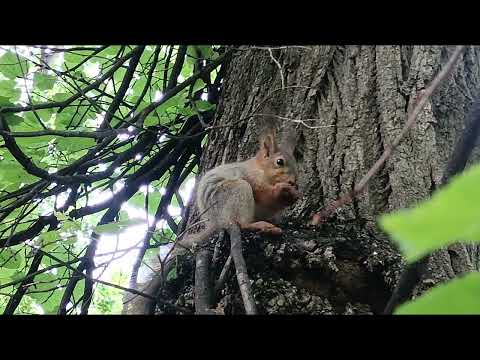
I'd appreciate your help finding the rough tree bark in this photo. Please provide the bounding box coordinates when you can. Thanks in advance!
[133,45,480,315]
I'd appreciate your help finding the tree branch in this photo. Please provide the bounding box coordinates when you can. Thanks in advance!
[228,225,257,314]
[166,46,187,90]
[194,248,213,314]
[384,88,480,314]
[214,254,233,297]
[311,45,465,225]
[0,128,126,139]
[133,49,231,128]
[0,47,137,115]
[99,46,145,129]
[124,46,161,120]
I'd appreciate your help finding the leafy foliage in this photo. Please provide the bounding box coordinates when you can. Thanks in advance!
[0,51,29,79]
[395,272,480,315]
[91,271,128,314]
[381,163,480,263]
[0,45,224,314]
[380,162,480,314]
[93,219,145,235]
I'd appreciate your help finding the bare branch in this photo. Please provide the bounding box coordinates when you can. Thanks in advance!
[311,45,465,225]
[0,128,127,139]
[228,225,257,314]
[194,248,213,314]
[0,47,137,115]
[214,254,233,296]
[267,48,285,90]
[254,113,334,130]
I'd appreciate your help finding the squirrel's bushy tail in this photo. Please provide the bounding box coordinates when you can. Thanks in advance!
[176,223,217,250]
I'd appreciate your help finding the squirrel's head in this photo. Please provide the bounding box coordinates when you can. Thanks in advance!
[255,130,298,188]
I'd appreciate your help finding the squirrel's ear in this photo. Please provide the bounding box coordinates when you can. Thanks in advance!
[260,132,279,158]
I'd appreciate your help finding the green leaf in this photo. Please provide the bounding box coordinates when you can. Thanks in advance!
[156,90,187,115]
[24,109,54,126]
[0,96,15,106]
[0,208,34,234]
[179,107,196,118]
[56,137,95,153]
[0,80,20,101]
[113,67,126,85]
[148,191,162,213]
[102,46,123,58]
[33,73,57,91]
[192,78,206,93]
[41,290,63,314]
[15,136,54,162]
[4,114,23,126]
[93,219,145,235]
[143,115,160,127]
[8,112,38,131]
[40,230,61,242]
[0,267,18,280]
[61,219,82,233]
[129,191,162,216]
[139,46,155,65]
[0,249,25,269]
[55,211,69,221]
[10,270,27,283]
[28,273,60,302]
[167,267,177,281]
[194,100,215,112]
[132,77,147,96]
[197,46,214,60]
[53,92,72,102]
[72,278,85,304]
[38,230,61,251]
[170,193,180,208]
[55,109,77,128]
[0,51,29,80]
[118,210,130,222]
[380,163,480,262]
[64,49,96,67]
[180,62,194,79]
[0,159,37,186]
[396,272,480,314]
[186,46,201,61]
[129,192,146,209]
[152,231,174,245]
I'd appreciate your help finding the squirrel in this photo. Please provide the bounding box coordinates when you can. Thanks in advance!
[179,127,300,249]
[124,120,301,314]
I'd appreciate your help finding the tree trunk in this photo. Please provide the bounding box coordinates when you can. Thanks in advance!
[143,45,480,314]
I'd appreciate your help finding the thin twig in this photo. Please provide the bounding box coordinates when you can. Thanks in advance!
[214,254,233,296]
[14,47,47,129]
[228,225,257,314]
[0,128,126,139]
[384,82,480,314]
[254,113,334,130]
[234,46,313,51]
[268,48,285,90]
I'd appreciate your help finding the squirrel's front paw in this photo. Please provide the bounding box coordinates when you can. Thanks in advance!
[242,221,283,235]
[273,182,301,205]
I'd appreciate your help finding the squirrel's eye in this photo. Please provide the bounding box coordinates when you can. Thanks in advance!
[276,158,284,167]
